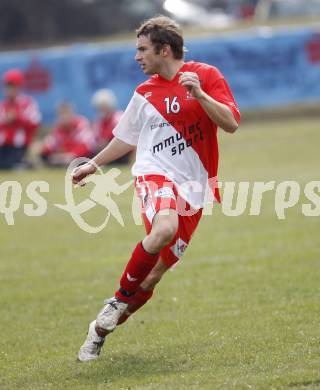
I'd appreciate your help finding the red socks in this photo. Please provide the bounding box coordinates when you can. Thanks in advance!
[115,241,159,302]
[117,288,154,325]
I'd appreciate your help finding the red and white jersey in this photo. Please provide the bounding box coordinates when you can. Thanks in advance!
[41,115,94,158]
[113,61,240,208]
[0,94,41,147]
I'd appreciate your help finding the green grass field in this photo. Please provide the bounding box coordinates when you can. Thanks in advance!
[0,117,319,389]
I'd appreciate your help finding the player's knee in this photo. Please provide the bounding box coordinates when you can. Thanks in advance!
[152,221,177,246]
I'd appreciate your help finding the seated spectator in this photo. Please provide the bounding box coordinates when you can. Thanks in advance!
[92,89,130,164]
[41,102,94,167]
[0,69,41,169]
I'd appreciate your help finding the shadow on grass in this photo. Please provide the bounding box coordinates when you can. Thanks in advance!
[70,349,194,385]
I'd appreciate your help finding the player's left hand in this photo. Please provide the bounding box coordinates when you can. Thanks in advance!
[178,72,203,99]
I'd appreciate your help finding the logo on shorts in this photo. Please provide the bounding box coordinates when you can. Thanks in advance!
[154,187,176,200]
[170,238,188,258]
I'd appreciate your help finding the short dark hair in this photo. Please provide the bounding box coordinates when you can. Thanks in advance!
[136,15,184,60]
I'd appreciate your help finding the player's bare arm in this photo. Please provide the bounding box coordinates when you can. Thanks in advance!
[179,71,238,133]
[92,137,133,167]
[72,137,134,185]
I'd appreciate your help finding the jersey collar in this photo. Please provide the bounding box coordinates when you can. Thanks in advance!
[156,62,189,83]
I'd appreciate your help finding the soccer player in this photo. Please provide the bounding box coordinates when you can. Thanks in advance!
[91,89,122,149]
[0,69,41,169]
[41,102,94,166]
[72,15,240,362]
[91,89,130,164]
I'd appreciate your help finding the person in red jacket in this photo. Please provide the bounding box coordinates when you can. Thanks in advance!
[0,69,41,169]
[92,89,130,164]
[41,102,94,166]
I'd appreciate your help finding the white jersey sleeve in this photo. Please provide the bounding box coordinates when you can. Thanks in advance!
[112,92,144,146]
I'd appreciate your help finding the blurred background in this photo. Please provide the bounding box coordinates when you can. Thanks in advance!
[1,0,320,47]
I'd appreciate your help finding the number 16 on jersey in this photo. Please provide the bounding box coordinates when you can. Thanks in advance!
[164,96,180,114]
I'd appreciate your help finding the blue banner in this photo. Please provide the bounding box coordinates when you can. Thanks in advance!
[0,26,319,124]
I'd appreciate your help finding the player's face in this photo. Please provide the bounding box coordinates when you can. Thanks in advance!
[4,84,19,100]
[135,35,163,75]
[58,105,74,125]
[96,104,112,119]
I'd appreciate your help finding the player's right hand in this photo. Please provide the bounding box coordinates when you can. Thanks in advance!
[72,162,97,186]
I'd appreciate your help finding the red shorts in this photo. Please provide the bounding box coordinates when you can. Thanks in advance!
[135,174,202,268]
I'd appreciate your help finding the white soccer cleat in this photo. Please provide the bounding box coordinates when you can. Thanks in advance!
[96,297,128,332]
[78,320,105,362]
